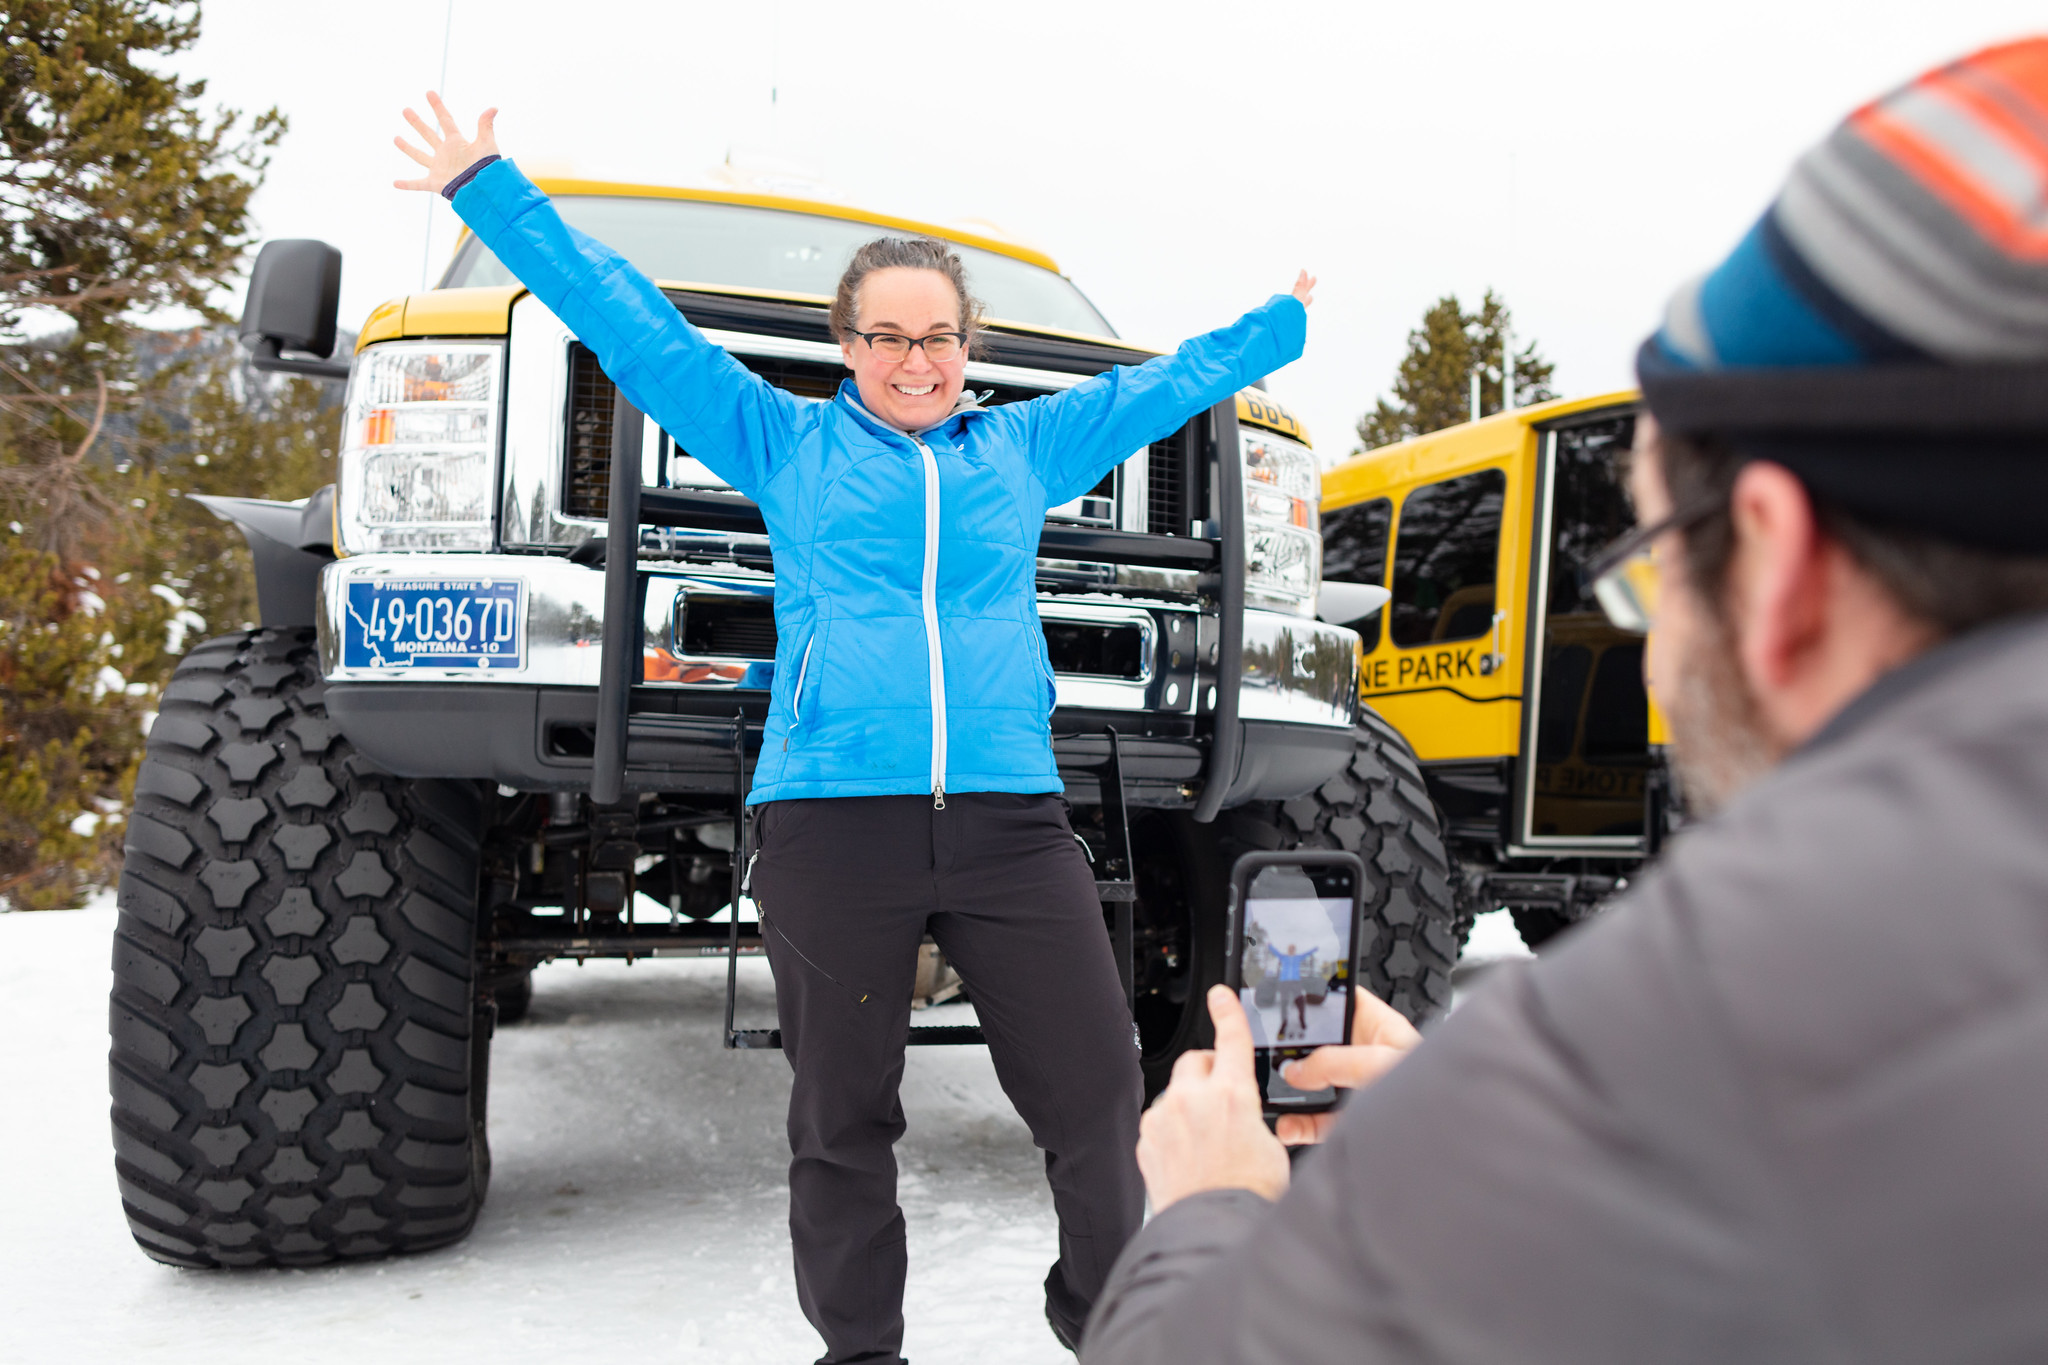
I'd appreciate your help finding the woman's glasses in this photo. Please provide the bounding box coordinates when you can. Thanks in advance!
[852,330,967,362]
[1586,495,1726,634]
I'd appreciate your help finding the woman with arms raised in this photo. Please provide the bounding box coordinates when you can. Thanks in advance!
[395,93,1312,1365]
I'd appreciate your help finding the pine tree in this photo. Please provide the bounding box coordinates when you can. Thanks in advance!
[2,0,284,554]
[1355,290,1556,452]
[0,3,294,907]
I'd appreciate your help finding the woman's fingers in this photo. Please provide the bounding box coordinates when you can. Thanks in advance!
[396,94,500,195]
[427,89,461,137]
[402,106,442,151]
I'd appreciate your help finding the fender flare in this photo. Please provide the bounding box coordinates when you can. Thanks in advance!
[189,484,336,628]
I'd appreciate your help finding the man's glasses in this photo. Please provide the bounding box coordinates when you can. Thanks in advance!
[851,330,967,362]
[1585,495,1726,634]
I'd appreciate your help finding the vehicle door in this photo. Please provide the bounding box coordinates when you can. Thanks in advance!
[1510,406,1655,854]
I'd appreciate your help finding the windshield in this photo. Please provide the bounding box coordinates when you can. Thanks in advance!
[442,194,1116,338]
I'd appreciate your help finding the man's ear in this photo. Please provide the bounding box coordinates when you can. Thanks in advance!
[1727,461,1829,696]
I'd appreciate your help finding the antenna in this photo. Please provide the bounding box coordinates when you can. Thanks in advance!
[1502,152,1520,411]
[1503,323,1516,413]
[420,0,455,292]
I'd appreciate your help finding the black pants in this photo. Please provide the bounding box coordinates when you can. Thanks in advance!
[750,793,1145,1365]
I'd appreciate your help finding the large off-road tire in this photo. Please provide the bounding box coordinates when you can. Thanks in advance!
[1133,707,1458,1098]
[109,628,492,1268]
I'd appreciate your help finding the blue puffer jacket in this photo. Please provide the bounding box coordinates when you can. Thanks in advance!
[452,159,1306,806]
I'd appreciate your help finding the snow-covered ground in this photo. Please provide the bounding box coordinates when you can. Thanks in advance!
[3,896,1077,1363]
[1,898,1530,1364]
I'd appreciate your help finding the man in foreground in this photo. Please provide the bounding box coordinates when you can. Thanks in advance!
[1082,37,2048,1363]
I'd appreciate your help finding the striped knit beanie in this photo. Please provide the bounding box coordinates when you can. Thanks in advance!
[1637,37,2048,552]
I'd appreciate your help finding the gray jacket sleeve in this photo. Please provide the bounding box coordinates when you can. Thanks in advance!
[1083,894,1817,1365]
[1086,619,2048,1364]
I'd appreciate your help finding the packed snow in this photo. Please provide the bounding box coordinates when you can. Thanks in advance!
[0,897,1528,1363]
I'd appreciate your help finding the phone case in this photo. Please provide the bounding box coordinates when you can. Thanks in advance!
[1224,849,1369,1115]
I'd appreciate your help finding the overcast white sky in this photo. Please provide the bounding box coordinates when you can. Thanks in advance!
[186,0,2042,459]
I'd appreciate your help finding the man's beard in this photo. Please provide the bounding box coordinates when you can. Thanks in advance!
[1661,606,1783,818]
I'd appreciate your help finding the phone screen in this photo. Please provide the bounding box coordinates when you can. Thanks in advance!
[1231,857,1362,1111]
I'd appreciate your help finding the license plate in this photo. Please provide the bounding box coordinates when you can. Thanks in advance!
[341,578,523,671]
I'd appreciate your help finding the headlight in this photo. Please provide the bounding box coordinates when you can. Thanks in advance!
[1241,430,1320,613]
[337,342,504,553]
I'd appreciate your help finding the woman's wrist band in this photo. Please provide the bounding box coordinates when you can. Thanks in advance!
[441,154,501,200]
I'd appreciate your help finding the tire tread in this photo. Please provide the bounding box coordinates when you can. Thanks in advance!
[108,628,490,1269]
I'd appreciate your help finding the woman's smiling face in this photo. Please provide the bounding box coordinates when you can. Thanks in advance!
[838,266,970,432]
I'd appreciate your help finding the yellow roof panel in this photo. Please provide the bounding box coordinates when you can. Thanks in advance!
[1322,390,1638,506]
[531,176,1061,274]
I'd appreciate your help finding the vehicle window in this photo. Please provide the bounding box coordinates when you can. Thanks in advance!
[1321,498,1392,650]
[1582,642,1649,759]
[444,195,1115,338]
[1389,469,1505,648]
[1546,416,1638,614]
[1536,643,1591,761]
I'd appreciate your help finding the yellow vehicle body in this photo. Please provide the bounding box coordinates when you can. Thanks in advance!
[1322,391,1666,865]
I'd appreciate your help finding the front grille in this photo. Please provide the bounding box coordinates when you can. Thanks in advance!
[1147,425,1193,536]
[565,343,614,520]
[567,342,1200,543]
[679,596,779,658]
[564,346,845,521]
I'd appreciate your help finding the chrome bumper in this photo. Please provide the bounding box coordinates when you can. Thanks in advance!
[317,554,1357,727]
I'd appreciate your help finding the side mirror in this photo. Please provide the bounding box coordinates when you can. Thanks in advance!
[1317,581,1391,627]
[241,239,349,379]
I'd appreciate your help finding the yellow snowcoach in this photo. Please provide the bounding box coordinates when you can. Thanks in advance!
[1319,391,1673,946]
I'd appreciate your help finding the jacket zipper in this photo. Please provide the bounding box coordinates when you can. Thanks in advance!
[913,436,947,809]
[783,634,815,751]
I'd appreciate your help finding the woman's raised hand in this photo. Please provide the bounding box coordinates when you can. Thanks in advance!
[1291,270,1317,308]
[393,92,500,195]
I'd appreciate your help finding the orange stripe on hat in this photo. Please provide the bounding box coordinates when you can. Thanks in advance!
[1850,39,2048,262]
[1957,36,2048,126]
[1939,55,2048,182]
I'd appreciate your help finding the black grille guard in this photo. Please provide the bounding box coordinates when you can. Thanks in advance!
[589,390,1246,816]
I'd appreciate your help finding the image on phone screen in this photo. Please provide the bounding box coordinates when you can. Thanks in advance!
[1241,885,1351,1049]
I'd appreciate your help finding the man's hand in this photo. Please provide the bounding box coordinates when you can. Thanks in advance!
[1273,989,1422,1146]
[393,91,500,195]
[1291,270,1318,307]
[1136,985,1291,1212]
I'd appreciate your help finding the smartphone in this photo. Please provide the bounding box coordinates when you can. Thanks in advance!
[1224,850,1367,1114]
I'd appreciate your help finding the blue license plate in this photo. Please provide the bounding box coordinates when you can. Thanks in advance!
[341,578,523,671]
